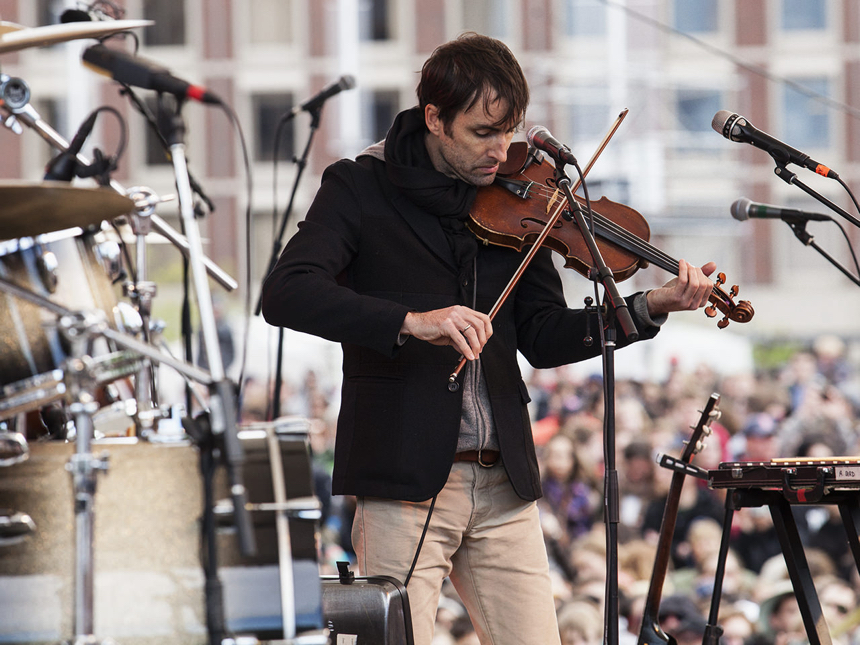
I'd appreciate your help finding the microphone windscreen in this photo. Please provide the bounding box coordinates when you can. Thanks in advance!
[60,9,92,23]
[711,110,733,134]
[730,197,751,221]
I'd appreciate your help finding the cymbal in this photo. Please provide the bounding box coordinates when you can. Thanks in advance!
[0,20,153,54]
[0,181,134,239]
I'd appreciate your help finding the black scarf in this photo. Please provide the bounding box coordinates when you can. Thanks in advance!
[384,107,479,302]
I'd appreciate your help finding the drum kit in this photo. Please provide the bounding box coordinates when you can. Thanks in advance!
[0,16,325,645]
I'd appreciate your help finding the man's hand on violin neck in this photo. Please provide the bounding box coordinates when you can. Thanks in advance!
[400,306,493,361]
[646,260,717,317]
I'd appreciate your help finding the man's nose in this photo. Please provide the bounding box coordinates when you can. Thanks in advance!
[488,136,509,162]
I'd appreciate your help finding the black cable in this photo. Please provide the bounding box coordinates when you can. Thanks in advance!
[120,85,216,213]
[827,218,860,277]
[837,176,860,218]
[404,495,437,588]
[213,100,254,407]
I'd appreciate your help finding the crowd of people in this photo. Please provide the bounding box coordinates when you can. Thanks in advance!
[274,332,860,644]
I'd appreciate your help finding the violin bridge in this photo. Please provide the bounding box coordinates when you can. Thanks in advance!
[546,188,562,215]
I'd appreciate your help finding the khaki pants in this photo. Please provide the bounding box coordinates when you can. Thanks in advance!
[352,461,561,645]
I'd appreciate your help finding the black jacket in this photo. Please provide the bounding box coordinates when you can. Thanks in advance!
[262,151,660,502]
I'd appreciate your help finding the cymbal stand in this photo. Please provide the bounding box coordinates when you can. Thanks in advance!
[58,310,112,643]
[122,186,162,434]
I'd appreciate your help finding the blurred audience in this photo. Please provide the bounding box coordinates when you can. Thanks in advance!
[264,334,860,642]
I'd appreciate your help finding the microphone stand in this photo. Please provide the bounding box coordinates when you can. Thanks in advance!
[773,163,860,228]
[773,163,860,286]
[254,106,324,420]
[555,163,637,645]
[159,95,256,644]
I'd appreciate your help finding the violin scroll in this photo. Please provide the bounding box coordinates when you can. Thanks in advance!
[704,272,755,329]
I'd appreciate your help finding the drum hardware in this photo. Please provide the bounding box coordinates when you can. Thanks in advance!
[0,88,238,292]
[0,19,153,54]
[36,244,61,293]
[121,186,166,434]
[0,274,218,644]
[0,180,135,240]
[0,429,28,466]
[213,498,323,525]
[0,508,35,546]
[57,310,118,641]
[1,59,252,645]
[92,237,123,285]
[0,369,67,421]
[0,74,30,114]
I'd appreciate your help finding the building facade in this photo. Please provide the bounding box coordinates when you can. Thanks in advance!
[1,0,859,343]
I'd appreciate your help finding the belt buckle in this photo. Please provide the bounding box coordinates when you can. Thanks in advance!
[477,449,496,468]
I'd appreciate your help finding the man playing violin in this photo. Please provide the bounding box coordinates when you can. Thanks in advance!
[262,32,715,645]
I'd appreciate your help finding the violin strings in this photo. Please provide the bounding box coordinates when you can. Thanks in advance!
[519,181,725,302]
[524,182,679,273]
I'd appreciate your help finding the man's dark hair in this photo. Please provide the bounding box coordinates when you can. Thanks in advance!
[417,32,529,130]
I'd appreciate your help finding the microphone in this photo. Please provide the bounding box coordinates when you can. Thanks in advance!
[526,125,578,166]
[44,110,99,181]
[731,197,831,223]
[60,8,93,22]
[82,44,221,105]
[712,110,836,179]
[287,75,356,118]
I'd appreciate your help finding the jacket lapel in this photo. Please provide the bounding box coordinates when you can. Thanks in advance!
[390,192,458,272]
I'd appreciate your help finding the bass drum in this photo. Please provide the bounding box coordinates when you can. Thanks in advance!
[0,418,323,644]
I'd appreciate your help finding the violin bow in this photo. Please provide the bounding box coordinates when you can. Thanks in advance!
[447,109,629,391]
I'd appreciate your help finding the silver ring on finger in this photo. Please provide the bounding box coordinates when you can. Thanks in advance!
[461,324,472,333]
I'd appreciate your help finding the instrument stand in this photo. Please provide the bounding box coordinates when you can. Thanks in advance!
[771,163,860,285]
[706,480,860,645]
[0,83,239,292]
[57,312,115,645]
[556,169,637,645]
[773,163,860,229]
[254,106,323,420]
[122,187,163,434]
[159,96,257,644]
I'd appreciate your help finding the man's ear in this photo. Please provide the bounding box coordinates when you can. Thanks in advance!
[425,104,443,137]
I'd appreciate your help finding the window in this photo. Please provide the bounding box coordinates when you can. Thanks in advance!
[565,0,607,37]
[362,90,399,145]
[359,0,391,41]
[143,96,173,166]
[674,0,717,33]
[781,0,826,30]
[462,0,514,39]
[36,0,64,26]
[676,89,721,133]
[249,0,292,44]
[143,0,186,46]
[253,93,295,162]
[567,87,610,142]
[782,78,830,150]
[35,97,66,169]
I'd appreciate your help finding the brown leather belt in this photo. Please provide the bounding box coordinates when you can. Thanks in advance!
[453,449,500,467]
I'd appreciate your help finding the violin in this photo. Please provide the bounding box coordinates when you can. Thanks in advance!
[447,112,753,390]
[468,140,755,329]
